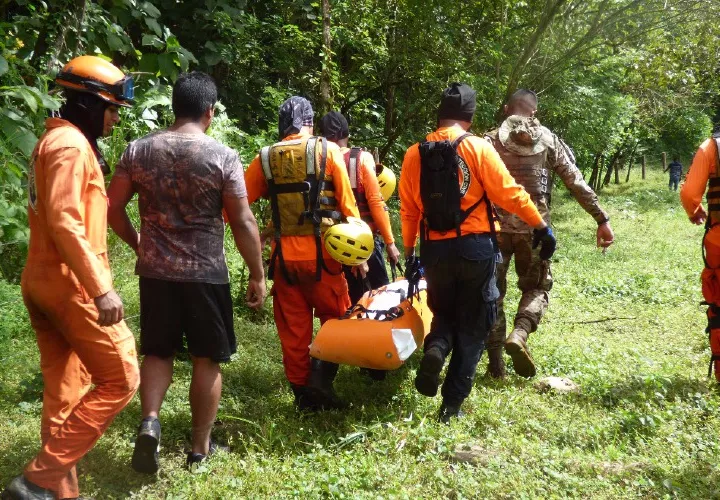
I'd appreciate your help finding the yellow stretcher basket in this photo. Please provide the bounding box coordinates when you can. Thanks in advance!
[309,279,433,370]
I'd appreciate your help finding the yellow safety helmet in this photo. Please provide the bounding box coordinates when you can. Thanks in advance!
[323,217,374,266]
[55,55,134,107]
[376,164,397,201]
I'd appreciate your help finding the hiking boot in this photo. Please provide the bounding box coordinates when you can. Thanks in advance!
[131,417,161,474]
[414,346,445,397]
[1,476,54,500]
[186,441,227,470]
[486,348,506,379]
[438,403,464,424]
[308,359,347,410]
[505,327,536,378]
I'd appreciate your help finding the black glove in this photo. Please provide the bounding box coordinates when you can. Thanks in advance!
[404,256,420,279]
[404,256,422,303]
[532,227,556,260]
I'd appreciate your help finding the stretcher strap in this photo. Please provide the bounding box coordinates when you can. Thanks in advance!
[344,303,405,321]
[390,261,404,282]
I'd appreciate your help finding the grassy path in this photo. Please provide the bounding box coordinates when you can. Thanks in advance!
[1,170,718,498]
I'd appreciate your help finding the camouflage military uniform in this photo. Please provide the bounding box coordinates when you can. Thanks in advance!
[485,122,608,376]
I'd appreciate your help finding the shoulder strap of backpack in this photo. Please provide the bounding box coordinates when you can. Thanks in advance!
[348,147,362,190]
[453,133,500,254]
[452,132,473,149]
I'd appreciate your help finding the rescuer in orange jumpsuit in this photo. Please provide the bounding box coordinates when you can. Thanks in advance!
[319,110,400,381]
[244,97,363,410]
[2,56,139,500]
[680,133,720,382]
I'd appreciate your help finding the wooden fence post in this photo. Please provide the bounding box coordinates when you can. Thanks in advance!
[642,155,646,180]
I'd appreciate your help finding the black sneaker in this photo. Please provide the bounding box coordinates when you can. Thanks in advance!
[1,475,54,500]
[131,417,161,474]
[186,441,227,470]
[414,347,445,397]
[438,403,464,424]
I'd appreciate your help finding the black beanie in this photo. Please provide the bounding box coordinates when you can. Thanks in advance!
[437,82,476,122]
[319,111,349,142]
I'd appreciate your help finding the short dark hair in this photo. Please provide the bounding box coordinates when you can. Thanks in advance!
[508,88,538,106]
[172,71,218,120]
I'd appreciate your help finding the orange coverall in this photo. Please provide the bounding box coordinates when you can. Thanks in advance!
[339,147,394,245]
[680,136,720,381]
[21,118,139,498]
[245,133,360,385]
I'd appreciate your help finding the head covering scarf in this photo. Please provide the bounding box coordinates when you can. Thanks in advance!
[278,96,314,138]
[437,82,477,123]
[59,89,111,173]
[319,111,349,142]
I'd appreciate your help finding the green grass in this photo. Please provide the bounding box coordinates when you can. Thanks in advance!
[1,169,719,498]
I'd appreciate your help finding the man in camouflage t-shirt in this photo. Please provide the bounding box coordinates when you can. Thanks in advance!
[107,72,265,472]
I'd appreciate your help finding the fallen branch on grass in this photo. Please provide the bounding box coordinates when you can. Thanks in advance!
[566,316,636,324]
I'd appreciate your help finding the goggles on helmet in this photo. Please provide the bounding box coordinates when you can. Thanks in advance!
[56,71,135,103]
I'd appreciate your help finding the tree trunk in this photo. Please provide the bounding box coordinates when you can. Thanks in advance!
[588,153,601,189]
[595,155,606,192]
[379,0,399,162]
[68,0,88,56]
[319,0,333,115]
[614,154,621,184]
[661,152,667,177]
[497,0,568,119]
[602,150,621,188]
[31,0,86,71]
[625,157,632,183]
[625,142,638,183]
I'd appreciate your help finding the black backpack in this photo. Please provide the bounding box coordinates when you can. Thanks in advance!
[419,133,493,240]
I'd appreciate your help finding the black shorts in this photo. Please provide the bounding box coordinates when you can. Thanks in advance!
[139,277,236,362]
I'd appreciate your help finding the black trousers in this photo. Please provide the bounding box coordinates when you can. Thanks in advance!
[423,242,498,406]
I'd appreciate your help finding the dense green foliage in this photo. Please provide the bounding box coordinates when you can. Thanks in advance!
[1,172,718,498]
[1,1,719,275]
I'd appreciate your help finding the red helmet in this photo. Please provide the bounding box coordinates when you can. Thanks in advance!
[55,55,134,107]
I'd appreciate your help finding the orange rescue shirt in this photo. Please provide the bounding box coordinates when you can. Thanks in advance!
[245,133,360,261]
[26,118,112,298]
[681,138,718,218]
[400,125,543,246]
[339,147,395,245]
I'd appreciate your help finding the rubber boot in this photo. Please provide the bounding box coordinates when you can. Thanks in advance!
[308,358,347,410]
[291,384,318,411]
[486,348,506,379]
[505,324,536,378]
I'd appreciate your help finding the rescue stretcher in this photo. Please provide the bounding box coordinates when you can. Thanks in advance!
[309,279,433,370]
